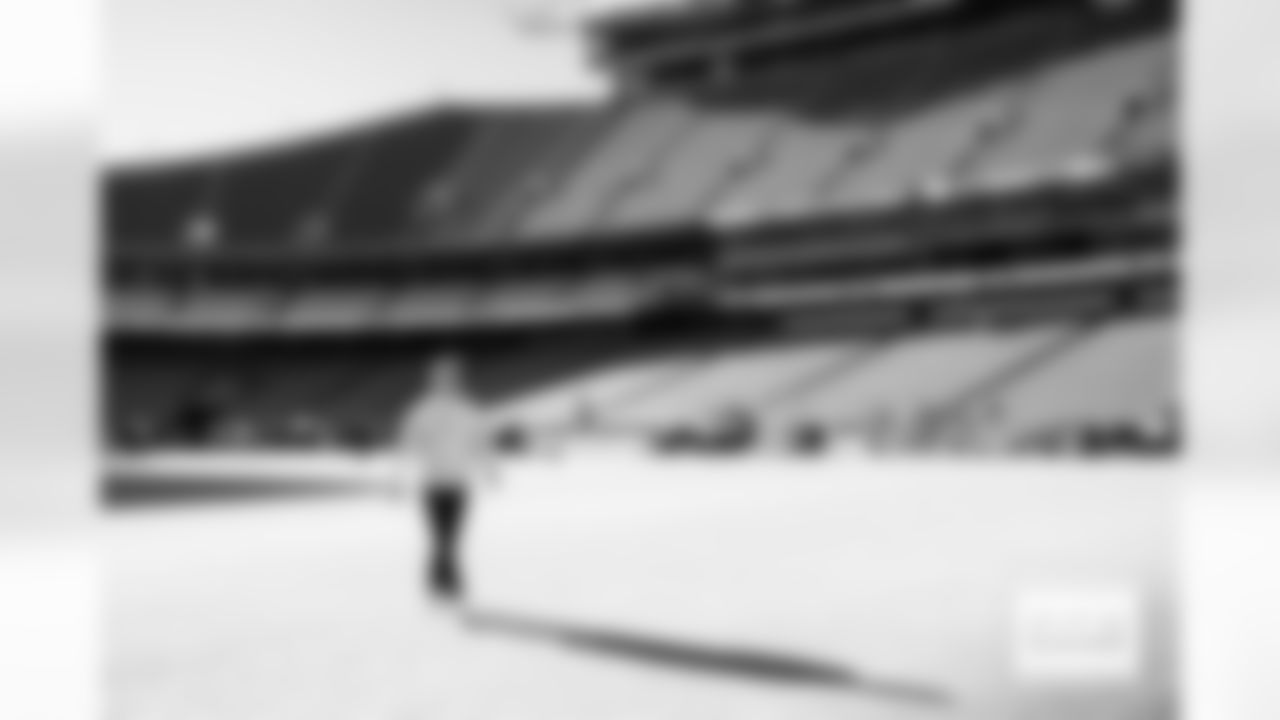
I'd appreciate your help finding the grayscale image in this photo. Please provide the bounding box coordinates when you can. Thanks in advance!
[103,0,1180,718]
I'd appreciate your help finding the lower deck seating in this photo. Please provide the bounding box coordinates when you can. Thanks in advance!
[989,316,1172,432]
[599,343,861,430]
[492,316,1174,453]
[774,326,1070,427]
[108,365,194,430]
[497,355,707,431]
[241,361,359,432]
[106,312,1177,456]
[326,359,423,441]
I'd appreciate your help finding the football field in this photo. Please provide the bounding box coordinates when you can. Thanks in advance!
[106,454,1176,720]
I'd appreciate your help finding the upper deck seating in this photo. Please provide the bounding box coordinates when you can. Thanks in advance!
[410,107,601,243]
[818,84,1016,212]
[106,166,212,250]
[712,121,874,222]
[326,114,475,244]
[601,109,782,231]
[516,101,697,238]
[216,139,358,247]
[963,35,1172,189]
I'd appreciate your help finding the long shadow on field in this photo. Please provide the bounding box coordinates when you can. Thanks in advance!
[462,607,950,706]
[105,476,371,510]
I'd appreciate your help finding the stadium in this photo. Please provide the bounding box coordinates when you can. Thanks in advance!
[104,0,1180,718]
[106,0,1176,460]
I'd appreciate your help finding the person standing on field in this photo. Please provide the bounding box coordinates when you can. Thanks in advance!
[395,354,498,604]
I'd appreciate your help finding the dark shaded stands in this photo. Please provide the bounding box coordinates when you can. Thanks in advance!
[104,0,1178,458]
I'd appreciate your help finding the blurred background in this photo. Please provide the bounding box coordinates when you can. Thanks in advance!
[101,0,1181,463]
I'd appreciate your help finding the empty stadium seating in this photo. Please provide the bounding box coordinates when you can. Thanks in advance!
[433,107,603,242]
[598,342,859,430]
[107,9,1174,251]
[107,363,193,427]
[325,114,475,242]
[517,101,699,238]
[712,121,873,223]
[107,166,213,250]
[105,306,1178,456]
[497,355,708,431]
[106,108,597,251]
[743,29,1172,219]
[508,26,1173,236]
[602,109,782,230]
[989,316,1172,433]
[217,139,359,245]
[482,314,1172,455]
[103,4,1178,460]
[772,326,1069,429]
[240,360,357,434]
[963,35,1171,190]
[1113,91,1174,166]
[816,84,1015,212]
[327,359,424,441]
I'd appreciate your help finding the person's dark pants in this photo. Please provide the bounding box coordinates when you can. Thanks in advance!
[422,484,469,599]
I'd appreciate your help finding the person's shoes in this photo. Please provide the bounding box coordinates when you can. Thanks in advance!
[428,572,465,606]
